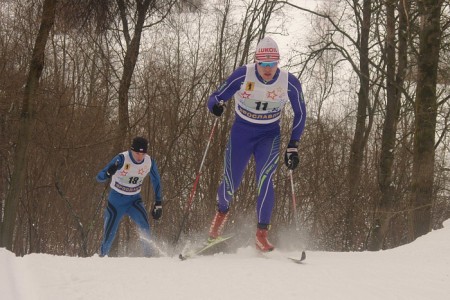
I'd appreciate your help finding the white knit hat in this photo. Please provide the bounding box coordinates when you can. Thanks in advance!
[255,37,280,62]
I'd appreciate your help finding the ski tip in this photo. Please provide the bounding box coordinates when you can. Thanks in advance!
[288,251,306,264]
[301,250,306,261]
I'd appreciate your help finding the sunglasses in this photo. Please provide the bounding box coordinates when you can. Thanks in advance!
[258,61,278,68]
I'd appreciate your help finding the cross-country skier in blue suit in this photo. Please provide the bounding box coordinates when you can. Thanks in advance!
[207,37,306,252]
[96,136,163,257]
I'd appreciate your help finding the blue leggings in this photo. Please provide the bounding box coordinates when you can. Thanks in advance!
[217,120,280,225]
[100,190,151,256]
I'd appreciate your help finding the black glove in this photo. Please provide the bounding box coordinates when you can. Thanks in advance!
[212,102,225,117]
[106,161,118,178]
[284,140,299,170]
[151,201,163,220]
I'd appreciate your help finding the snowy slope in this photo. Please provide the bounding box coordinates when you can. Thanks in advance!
[2,219,449,300]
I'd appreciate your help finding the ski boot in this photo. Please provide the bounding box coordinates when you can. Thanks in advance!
[208,210,229,242]
[256,224,274,252]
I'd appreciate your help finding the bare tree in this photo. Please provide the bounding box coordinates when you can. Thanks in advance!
[410,0,444,240]
[0,0,57,251]
[343,0,373,250]
[368,0,410,251]
[116,0,155,151]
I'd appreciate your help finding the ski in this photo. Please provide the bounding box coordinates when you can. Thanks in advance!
[287,250,306,264]
[258,250,306,264]
[179,234,234,261]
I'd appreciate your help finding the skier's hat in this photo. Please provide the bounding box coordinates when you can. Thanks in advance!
[255,37,280,62]
[131,136,148,153]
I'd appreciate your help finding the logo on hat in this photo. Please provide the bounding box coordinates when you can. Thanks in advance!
[255,37,280,62]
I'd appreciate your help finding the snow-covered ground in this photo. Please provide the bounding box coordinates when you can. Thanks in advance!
[2,219,449,300]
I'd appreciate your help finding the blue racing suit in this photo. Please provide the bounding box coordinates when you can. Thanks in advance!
[96,150,162,256]
[207,63,306,225]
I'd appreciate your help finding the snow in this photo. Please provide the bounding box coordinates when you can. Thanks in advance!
[2,219,450,300]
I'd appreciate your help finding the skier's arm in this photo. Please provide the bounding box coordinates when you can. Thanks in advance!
[96,154,124,183]
[149,158,162,202]
[287,73,307,142]
[207,66,247,112]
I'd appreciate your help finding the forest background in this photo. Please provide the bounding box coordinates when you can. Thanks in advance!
[0,0,449,257]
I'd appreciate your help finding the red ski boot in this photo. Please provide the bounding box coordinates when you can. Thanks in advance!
[209,211,229,240]
[256,227,274,252]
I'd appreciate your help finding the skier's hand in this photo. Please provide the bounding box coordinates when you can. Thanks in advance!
[106,161,119,177]
[212,101,225,117]
[151,201,163,220]
[284,140,299,170]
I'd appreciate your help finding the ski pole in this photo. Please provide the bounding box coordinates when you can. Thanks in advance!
[174,117,219,246]
[289,169,300,231]
[289,169,306,257]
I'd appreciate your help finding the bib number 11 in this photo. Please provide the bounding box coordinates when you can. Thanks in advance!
[255,101,268,110]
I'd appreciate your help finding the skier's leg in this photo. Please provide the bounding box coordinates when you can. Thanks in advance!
[100,191,126,256]
[127,198,152,256]
[254,133,280,251]
[216,123,253,212]
[210,122,253,238]
[254,133,280,225]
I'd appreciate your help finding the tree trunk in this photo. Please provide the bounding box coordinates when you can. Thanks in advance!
[369,0,409,251]
[344,0,371,251]
[115,0,153,150]
[410,0,442,240]
[0,0,57,251]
